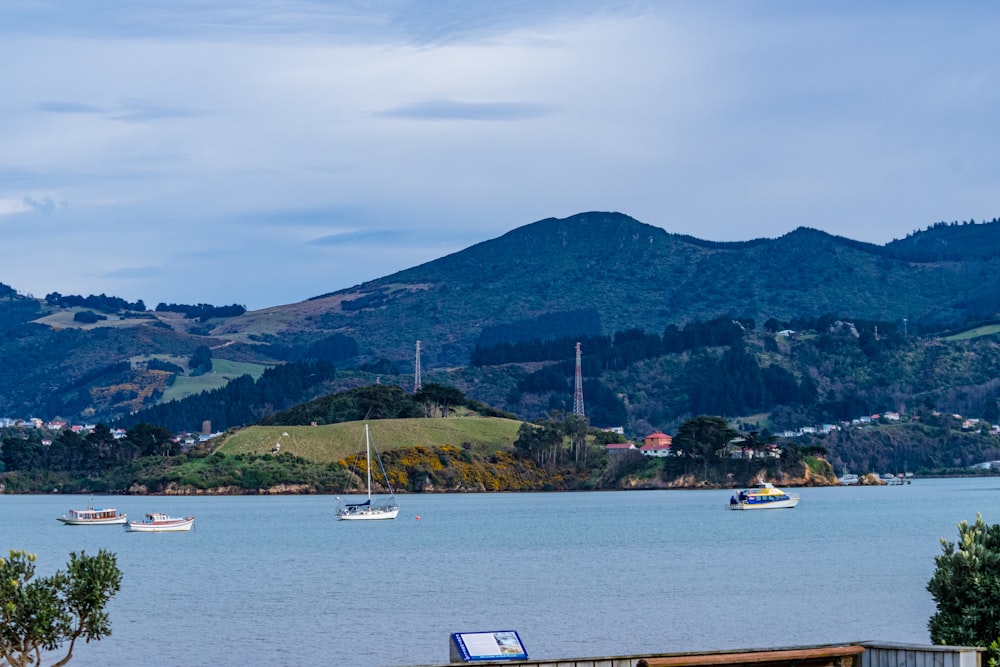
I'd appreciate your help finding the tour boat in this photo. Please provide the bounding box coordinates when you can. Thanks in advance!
[57,506,127,525]
[728,482,800,510]
[125,512,195,532]
[336,424,400,521]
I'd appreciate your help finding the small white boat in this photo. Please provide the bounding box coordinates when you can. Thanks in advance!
[57,506,127,525]
[728,482,800,510]
[337,424,400,521]
[125,513,195,532]
[838,472,860,485]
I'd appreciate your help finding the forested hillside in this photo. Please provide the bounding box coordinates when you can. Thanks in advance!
[459,315,1000,430]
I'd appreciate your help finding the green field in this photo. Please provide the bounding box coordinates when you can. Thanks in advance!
[161,359,271,402]
[942,324,1000,341]
[215,416,525,463]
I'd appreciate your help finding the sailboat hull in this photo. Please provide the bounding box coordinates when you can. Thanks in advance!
[337,505,400,521]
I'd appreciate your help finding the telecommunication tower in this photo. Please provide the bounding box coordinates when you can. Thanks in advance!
[573,342,585,417]
[414,340,422,392]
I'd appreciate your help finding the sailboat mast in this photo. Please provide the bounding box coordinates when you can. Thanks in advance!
[365,423,373,501]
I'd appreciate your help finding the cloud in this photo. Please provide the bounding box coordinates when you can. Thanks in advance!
[0,199,32,216]
[23,196,57,215]
[308,228,459,247]
[100,265,166,280]
[377,99,550,122]
[35,101,105,114]
[0,197,60,217]
[36,98,204,123]
[109,98,208,122]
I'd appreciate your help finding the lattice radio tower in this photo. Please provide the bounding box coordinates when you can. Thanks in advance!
[413,340,422,393]
[573,341,585,417]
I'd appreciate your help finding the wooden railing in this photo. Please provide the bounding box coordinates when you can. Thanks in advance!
[638,645,865,667]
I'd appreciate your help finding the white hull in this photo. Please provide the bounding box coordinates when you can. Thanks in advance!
[126,515,195,532]
[729,482,800,510]
[57,507,127,525]
[730,497,800,510]
[337,506,400,521]
[58,515,128,525]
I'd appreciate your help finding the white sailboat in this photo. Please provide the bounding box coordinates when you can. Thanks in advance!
[336,423,400,521]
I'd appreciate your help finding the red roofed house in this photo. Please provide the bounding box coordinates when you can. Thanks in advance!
[640,431,673,457]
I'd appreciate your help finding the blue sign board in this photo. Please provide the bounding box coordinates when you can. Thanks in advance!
[450,631,527,662]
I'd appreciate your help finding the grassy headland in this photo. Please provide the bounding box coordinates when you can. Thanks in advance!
[215,416,524,463]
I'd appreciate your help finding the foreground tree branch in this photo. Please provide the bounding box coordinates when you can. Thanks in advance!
[0,549,121,667]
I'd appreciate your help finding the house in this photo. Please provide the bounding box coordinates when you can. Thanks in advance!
[640,431,673,457]
[605,442,636,454]
[644,431,672,447]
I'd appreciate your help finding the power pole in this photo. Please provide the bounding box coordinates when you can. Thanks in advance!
[573,342,584,418]
[414,340,422,393]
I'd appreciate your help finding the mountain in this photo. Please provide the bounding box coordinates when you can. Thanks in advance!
[2,212,999,427]
[212,213,999,366]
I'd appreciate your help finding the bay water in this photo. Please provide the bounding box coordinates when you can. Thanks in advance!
[3,478,998,666]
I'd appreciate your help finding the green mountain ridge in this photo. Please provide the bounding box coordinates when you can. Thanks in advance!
[1,211,999,435]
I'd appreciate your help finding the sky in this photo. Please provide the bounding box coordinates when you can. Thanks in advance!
[2,1,999,310]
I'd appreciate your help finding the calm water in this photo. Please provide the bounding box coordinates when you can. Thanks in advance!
[3,478,999,667]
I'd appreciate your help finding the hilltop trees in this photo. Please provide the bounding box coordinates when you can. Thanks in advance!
[414,383,467,417]
[0,549,121,667]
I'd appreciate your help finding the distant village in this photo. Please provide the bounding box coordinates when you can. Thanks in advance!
[603,410,1000,467]
[0,417,222,449]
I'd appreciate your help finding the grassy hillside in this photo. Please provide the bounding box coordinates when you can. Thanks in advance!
[161,359,271,402]
[942,324,1000,342]
[215,416,524,463]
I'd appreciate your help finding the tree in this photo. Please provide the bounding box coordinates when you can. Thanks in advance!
[0,549,122,667]
[561,413,590,467]
[85,424,118,470]
[188,345,212,376]
[1,435,43,472]
[126,423,178,458]
[413,383,467,417]
[513,421,564,469]
[673,415,739,480]
[927,514,1000,662]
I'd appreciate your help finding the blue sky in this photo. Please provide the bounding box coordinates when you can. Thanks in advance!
[2,1,998,310]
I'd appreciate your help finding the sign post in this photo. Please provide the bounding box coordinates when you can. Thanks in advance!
[449,631,528,663]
